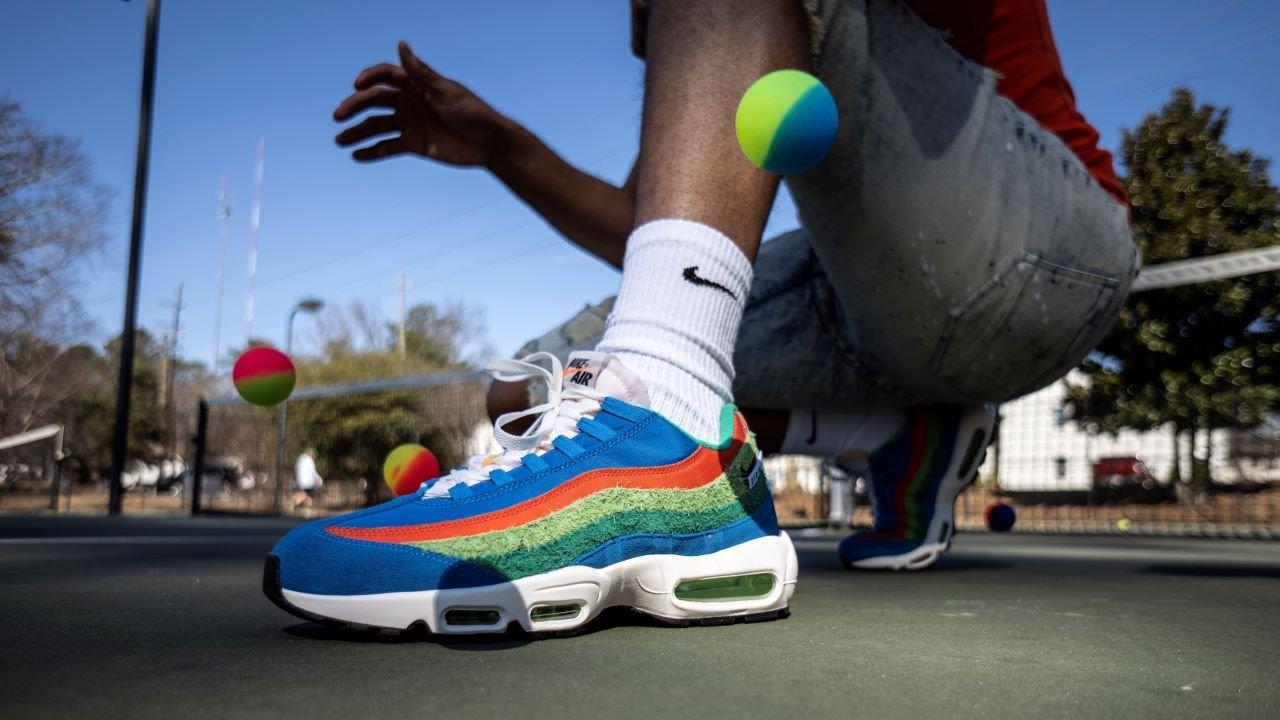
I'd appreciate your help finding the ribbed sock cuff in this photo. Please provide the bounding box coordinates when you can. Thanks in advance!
[597,219,753,442]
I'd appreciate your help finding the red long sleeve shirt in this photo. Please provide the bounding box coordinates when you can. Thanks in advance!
[905,0,1127,205]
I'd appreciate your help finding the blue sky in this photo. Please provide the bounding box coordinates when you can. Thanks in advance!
[3,0,1278,368]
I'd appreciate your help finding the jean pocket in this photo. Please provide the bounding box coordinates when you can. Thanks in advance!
[929,253,1120,401]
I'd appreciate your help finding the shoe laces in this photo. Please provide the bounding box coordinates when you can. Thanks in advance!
[422,352,607,499]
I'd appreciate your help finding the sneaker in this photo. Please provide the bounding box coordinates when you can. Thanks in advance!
[264,351,797,635]
[838,404,995,571]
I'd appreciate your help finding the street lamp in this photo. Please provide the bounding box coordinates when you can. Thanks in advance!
[274,297,324,514]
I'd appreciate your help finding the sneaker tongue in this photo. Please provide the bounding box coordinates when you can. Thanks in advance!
[563,351,649,407]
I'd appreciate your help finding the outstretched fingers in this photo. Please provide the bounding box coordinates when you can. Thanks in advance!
[351,138,408,162]
[354,62,407,91]
[333,86,398,121]
[335,114,399,147]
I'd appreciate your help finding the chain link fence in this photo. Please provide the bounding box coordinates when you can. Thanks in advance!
[193,371,489,515]
[770,380,1280,538]
[8,369,1274,538]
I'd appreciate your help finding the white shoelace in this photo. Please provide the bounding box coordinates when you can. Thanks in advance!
[422,352,607,499]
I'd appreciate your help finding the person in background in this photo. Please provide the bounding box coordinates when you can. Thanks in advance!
[292,449,323,512]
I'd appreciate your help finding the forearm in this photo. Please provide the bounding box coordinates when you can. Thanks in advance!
[487,121,633,269]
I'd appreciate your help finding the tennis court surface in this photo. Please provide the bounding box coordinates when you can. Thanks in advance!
[2,515,1276,719]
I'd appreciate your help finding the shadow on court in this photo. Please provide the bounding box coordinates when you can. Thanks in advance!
[1,515,1277,719]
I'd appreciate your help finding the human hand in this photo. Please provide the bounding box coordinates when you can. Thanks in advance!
[333,41,509,166]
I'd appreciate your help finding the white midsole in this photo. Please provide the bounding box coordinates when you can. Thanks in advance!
[282,532,798,634]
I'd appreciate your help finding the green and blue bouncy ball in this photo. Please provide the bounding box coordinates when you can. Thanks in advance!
[735,69,838,174]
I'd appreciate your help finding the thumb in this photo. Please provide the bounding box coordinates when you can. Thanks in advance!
[398,41,441,84]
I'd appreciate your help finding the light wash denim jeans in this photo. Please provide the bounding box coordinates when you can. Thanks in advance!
[521,0,1137,411]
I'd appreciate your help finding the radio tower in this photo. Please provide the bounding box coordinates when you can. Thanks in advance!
[245,138,264,341]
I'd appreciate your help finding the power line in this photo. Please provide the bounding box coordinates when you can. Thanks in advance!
[180,143,635,313]
[247,212,542,317]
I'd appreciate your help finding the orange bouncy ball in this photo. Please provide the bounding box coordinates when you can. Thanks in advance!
[383,444,441,496]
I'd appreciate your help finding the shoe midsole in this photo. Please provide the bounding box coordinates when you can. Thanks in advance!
[281,532,798,633]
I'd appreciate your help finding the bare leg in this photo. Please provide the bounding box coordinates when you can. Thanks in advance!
[634,0,809,259]
[485,1,809,439]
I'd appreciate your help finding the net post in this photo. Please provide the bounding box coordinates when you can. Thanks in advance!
[191,399,208,516]
[46,427,63,512]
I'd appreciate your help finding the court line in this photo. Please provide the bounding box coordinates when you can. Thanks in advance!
[0,535,281,545]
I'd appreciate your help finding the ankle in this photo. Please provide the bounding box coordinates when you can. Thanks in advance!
[596,219,753,444]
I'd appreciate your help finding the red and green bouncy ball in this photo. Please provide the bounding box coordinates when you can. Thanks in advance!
[232,346,296,407]
[383,444,441,496]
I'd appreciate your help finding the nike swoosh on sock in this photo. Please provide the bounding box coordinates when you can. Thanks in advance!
[682,266,738,300]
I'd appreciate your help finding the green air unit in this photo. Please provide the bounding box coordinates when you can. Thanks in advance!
[674,573,775,602]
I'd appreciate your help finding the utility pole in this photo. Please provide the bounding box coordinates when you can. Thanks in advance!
[212,174,231,373]
[162,283,184,456]
[108,0,162,516]
[396,271,407,358]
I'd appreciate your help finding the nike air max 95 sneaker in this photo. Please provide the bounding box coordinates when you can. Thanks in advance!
[838,404,995,571]
[264,351,797,635]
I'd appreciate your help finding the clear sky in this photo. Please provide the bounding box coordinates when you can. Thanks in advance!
[3,0,1278,368]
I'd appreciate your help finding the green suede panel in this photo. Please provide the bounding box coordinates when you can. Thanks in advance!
[419,470,772,579]
[406,442,767,578]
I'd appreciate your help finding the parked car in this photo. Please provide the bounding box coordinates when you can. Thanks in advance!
[171,456,249,497]
[1090,456,1174,503]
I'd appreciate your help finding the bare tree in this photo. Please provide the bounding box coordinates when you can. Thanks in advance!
[0,98,110,434]
[312,300,389,354]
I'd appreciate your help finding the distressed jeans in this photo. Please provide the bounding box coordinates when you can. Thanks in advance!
[521,0,1138,411]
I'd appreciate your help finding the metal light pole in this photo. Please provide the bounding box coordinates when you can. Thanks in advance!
[108,0,162,516]
[273,298,324,514]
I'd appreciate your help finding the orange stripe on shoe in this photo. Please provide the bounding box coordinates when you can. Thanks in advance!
[328,413,749,544]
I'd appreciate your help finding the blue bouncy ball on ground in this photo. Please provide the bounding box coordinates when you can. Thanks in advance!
[735,69,838,174]
[985,501,1017,532]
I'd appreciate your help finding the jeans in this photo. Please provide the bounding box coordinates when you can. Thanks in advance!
[521,0,1138,411]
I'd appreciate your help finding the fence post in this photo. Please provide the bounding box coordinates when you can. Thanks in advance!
[46,425,64,509]
[191,399,208,516]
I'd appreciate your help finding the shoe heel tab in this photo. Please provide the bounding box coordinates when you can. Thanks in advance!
[695,404,747,451]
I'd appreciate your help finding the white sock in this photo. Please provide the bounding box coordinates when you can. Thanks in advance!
[780,408,906,470]
[596,219,753,443]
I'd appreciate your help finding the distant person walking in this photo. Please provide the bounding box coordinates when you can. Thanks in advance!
[292,449,323,512]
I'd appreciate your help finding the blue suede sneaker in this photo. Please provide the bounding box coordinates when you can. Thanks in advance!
[264,351,797,635]
[838,404,995,571]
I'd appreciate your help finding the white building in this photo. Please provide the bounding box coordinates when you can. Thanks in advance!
[989,371,1263,492]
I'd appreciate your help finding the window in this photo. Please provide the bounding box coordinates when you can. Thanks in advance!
[1055,457,1066,479]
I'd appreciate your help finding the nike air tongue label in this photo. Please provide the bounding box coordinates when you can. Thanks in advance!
[564,351,651,407]
[564,356,600,389]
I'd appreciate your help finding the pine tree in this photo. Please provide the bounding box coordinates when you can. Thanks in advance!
[1065,89,1280,486]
